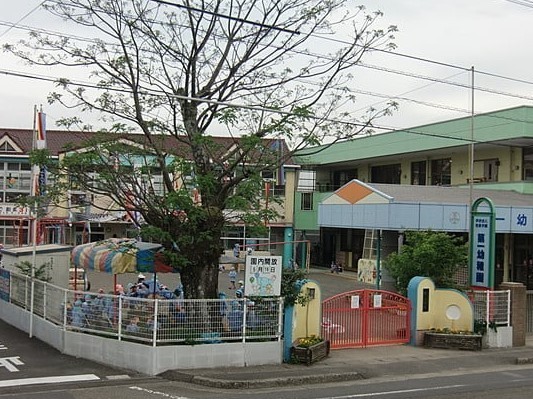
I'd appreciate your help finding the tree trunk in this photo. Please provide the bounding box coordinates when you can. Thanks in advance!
[180,260,220,299]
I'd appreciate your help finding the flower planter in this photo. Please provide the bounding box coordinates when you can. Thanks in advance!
[424,332,482,351]
[291,340,330,365]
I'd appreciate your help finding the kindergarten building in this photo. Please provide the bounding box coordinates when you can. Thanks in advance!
[293,105,533,289]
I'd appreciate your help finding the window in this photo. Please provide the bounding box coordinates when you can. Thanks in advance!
[0,141,16,152]
[5,173,19,189]
[332,169,357,189]
[484,159,499,182]
[261,169,275,180]
[370,164,401,184]
[297,170,316,192]
[411,161,427,185]
[431,158,451,186]
[5,192,23,203]
[70,193,87,206]
[524,148,533,181]
[301,192,313,210]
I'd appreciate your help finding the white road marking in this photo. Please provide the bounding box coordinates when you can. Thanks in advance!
[129,386,191,399]
[319,384,465,398]
[0,374,100,387]
[0,356,23,372]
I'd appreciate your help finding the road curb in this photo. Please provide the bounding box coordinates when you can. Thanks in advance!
[160,371,364,389]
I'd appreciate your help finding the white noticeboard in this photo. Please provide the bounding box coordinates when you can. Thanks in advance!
[373,294,382,308]
[244,255,282,297]
[351,295,360,309]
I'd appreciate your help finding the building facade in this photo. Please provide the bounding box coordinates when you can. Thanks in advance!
[293,105,533,289]
[0,128,297,263]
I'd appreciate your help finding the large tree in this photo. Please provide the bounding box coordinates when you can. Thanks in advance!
[6,0,397,298]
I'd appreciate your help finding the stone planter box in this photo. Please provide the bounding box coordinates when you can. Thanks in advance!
[424,332,482,351]
[291,340,330,365]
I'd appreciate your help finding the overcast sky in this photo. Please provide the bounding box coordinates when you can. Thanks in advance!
[1,0,532,133]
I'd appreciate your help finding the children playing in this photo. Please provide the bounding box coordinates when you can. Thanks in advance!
[228,267,237,289]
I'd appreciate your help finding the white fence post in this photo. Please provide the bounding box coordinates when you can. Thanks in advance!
[152,299,159,347]
[506,290,511,327]
[118,295,123,341]
[24,276,28,309]
[242,299,247,343]
[43,283,47,320]
[277,297,284,341]
[485,290,490,325]
[63,290,68,329]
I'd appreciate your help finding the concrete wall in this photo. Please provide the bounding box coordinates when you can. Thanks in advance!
[2,245,72,288]
[0,300,283,375]
[408,276,474,344]
[292,280,321,342]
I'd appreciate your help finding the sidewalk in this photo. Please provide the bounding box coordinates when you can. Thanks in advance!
[161,268,533,389]
[160,268,533,389]
[161,338,533,389]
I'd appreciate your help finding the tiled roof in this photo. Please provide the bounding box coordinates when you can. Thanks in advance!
[0,129,295,165]
[0,129,94,156]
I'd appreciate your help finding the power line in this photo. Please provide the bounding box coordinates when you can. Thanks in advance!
[504,0,533,9]
[304,24,533,88]
[1,66,531,154]
[3,6,533,93]
[0,1,46,38]
[3,3,533,141]
[358,62,533,102]
[1,62,530,131]
[5,1,533,92]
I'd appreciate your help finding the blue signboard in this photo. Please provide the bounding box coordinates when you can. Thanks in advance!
[469,198,495,289]
[0,268,10,302]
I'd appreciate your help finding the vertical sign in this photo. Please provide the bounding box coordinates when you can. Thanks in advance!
[245,255,282,297]
[32,111,47,197]
[0,268,10,302]
[469,197,495,289]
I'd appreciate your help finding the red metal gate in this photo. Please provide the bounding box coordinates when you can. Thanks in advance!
[322,289,411,349]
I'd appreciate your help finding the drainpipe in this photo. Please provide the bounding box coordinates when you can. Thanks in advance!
[376,230,381,290]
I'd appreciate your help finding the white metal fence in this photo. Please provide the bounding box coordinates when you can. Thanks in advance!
[469,289,511,329]
[4,270,283,345]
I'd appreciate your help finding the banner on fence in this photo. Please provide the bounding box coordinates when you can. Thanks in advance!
[0,269,10,302]
[244,255,282,297]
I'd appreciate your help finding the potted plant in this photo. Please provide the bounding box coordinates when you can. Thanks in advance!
[291,335,330,365]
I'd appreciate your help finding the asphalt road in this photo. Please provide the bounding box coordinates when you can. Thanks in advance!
[3,365,533,399]
[0,318,146,393]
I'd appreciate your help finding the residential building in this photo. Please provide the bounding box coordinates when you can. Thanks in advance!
[0,128,297,263]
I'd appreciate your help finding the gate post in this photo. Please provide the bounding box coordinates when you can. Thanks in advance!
[500,282,526,347]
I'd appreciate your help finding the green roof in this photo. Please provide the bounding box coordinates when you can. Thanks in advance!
[294,105,533,166]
